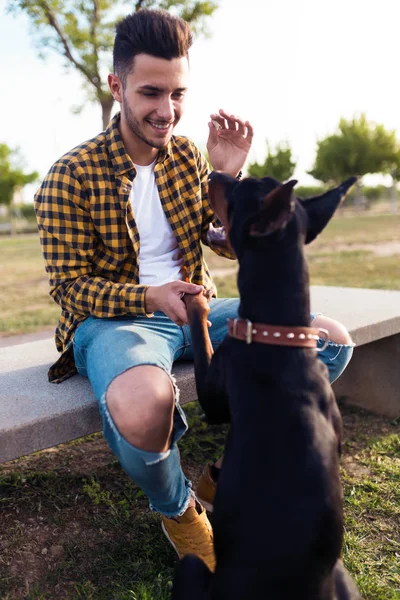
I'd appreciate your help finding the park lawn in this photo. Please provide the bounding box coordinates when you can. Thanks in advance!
[1,212,399,336]
[0,211,399,598]
[0,234,59,336]
[211,251,400,298]
[204,212,400,267]
[0,402,399,599]
[309,211,400,246]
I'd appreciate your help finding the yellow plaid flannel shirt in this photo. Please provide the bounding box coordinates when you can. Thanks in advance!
[35,113,235,383]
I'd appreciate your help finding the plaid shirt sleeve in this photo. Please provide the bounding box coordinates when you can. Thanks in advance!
[35,161,150,318]
[196,148,236,260]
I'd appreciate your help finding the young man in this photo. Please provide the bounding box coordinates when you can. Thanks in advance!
[35,9,354,572]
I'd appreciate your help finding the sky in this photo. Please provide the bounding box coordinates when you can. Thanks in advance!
[1,0,400,202]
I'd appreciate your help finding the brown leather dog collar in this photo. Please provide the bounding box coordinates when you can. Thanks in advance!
[228,318,329,349]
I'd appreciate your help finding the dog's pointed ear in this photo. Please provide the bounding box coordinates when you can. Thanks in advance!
[249,179,297,237]
[299,177,357,244]
[261,176,281,193]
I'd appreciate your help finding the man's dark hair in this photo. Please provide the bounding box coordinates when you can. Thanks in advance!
[114,9,193,85]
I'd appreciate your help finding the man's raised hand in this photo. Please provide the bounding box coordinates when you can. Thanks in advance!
[207,108,254,177]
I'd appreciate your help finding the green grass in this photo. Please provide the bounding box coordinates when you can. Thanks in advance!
[341,431,400,599]
[0,404,399,599]
[203,212,400,297]
[1,213,399,597]
[0,406,228,600]
[0,234,60,335]
[308,251,400,289]
[311,212,400,245]
[1,212,399,336]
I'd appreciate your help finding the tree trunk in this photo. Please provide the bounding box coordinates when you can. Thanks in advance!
[353,179,364,211]
[8,206,17,236]
[390,172,398,214]
[101,97,115,130]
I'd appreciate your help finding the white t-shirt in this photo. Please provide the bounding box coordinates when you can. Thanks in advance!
[130,161,185,286]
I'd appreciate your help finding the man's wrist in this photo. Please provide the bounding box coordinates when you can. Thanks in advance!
[213,169,243,179]
[144,286,157,314]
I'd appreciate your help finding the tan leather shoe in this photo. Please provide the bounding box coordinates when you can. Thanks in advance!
[196,464,217,513]
[161,502,216,572]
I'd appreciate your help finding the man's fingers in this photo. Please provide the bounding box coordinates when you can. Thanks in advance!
[207,121,219,149]
[210,109,253,143]
[234,116,247,136]
[171,302,189,326]
[218,108,232,122]
[245,120,254,142]
[226,115,237,131]
[218,109,239,130]
[210,112,227,130]
[178,281,203,295]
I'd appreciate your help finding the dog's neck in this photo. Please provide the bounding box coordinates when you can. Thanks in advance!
[237,238,311,328]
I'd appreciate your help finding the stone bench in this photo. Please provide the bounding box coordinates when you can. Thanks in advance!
[1,285,400,464]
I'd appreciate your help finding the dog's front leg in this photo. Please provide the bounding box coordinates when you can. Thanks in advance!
[171,554,211,599]
[183,291,214,407]
[183,292,230,423]
[334,559,362,599]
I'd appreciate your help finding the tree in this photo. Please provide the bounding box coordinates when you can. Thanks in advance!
[0,144,38,207]
[309,114,400,209]
[8,0,219,129]
[247,141,296,182]
[388,148,400,214]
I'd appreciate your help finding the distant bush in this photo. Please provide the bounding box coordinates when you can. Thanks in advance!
[342,184,391,208]
[16,203,36,221]
[295,184,392,209]
[363,185,391,202]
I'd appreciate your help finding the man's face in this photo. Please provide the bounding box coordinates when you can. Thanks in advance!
[118,54,189,149]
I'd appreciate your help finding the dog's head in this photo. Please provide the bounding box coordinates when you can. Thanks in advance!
[208,172,357,257]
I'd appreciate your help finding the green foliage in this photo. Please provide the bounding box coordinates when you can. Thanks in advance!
[247,140,296,182]
[332,184,391,208]
[135,1,219,36]
[309,114,400,184]
[363,185,391,202]
[8,0,219,127]
[391,149,400,181]
[295,185,326,198]
[0,143,38,206]
[16,203,36,220]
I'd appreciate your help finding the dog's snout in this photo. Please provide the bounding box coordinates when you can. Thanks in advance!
[208,171,239,203]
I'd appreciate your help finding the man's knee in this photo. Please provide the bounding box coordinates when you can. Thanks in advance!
[313,315,353,346]
[106,365,175,451]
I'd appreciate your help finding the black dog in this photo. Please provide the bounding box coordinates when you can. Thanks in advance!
[173,173,361,599]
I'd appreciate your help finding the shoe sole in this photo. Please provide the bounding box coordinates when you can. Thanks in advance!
[161,521,181,558]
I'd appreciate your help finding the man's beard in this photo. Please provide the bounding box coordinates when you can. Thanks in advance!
[122,94,173,150]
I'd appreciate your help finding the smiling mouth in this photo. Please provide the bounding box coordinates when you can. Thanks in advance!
[147,120,173,131]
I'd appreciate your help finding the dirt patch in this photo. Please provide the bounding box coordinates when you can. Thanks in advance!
[0,402,398,598]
